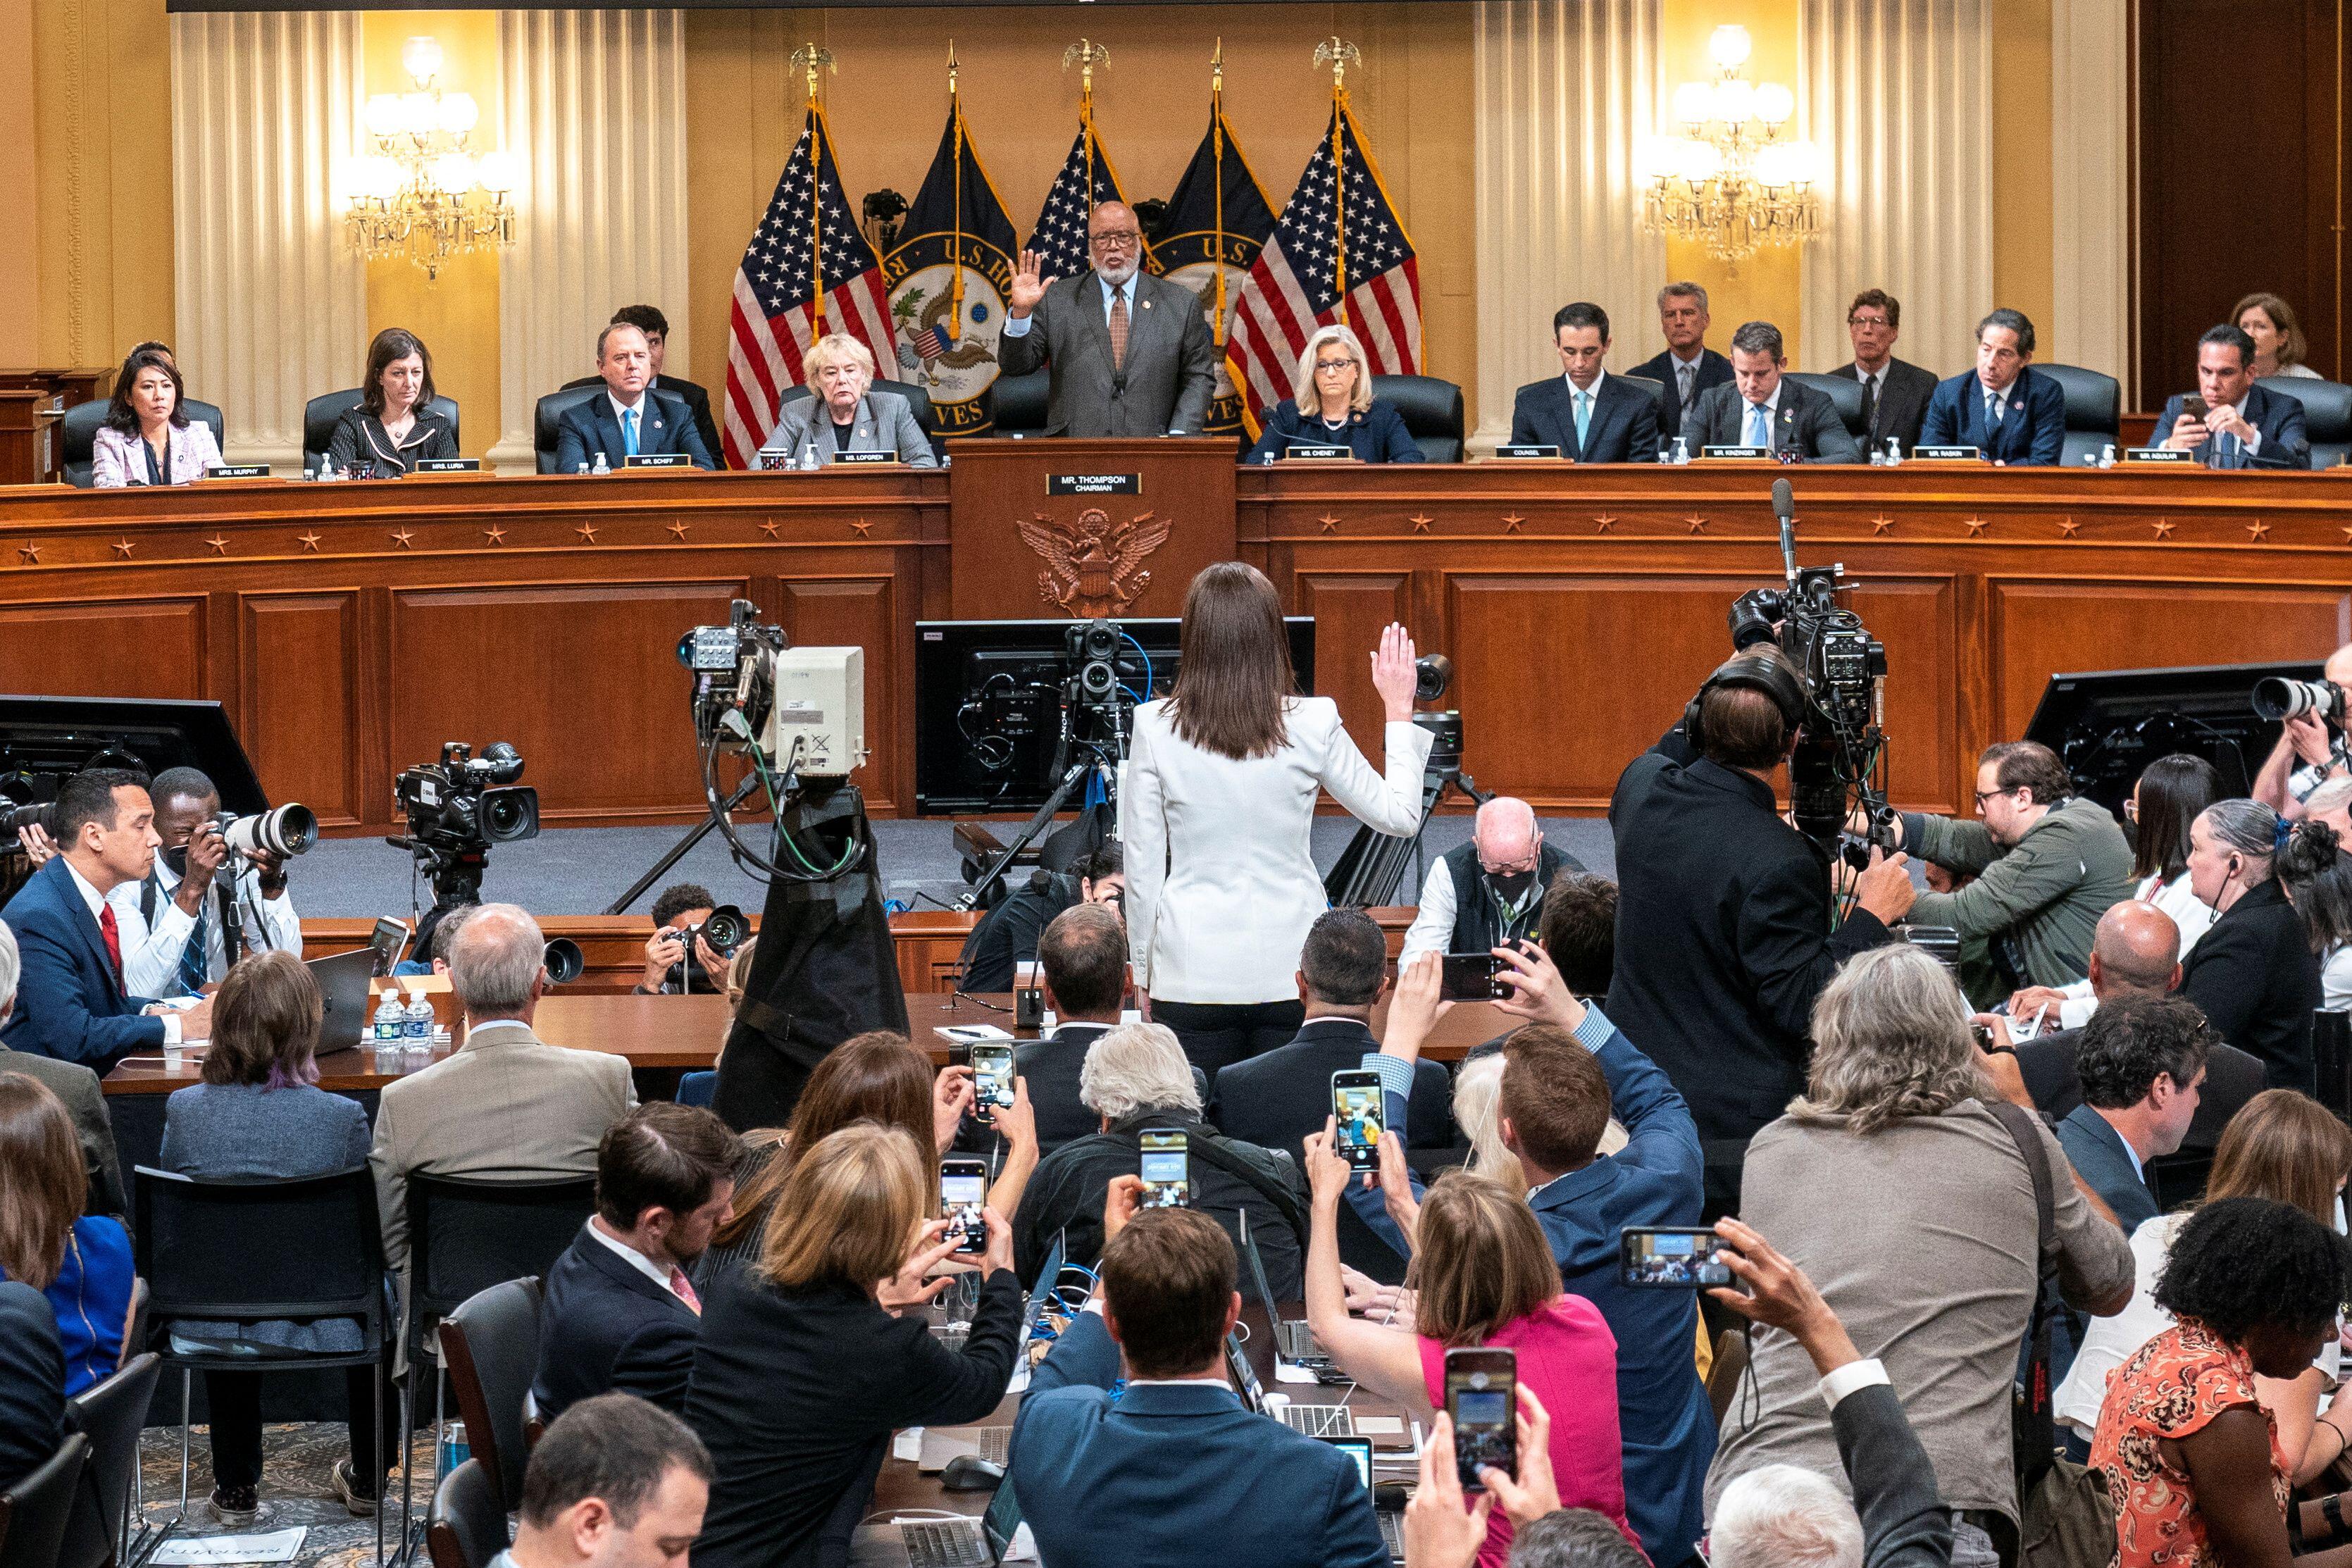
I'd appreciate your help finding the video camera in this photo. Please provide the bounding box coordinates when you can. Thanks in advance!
[678,599,866,780]
[388,741,540,910]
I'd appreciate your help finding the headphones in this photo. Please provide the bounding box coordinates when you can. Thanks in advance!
[1684,647,1808,752]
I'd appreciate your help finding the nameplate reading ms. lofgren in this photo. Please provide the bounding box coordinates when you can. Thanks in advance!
[1048,473,1142,496]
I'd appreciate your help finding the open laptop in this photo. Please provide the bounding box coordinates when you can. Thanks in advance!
[1239,1210,1326,1364]
[1323,1437,1406,1564]
[309,948,380,1053]
[850,1474,1021,1567]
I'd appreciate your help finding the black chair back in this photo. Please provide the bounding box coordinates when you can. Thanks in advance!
[59,1353,159,1568]
[134,1166,385,1344]
[773,379,938,446]
[426,1458,510,1568]
[2257,376,2352,469]
[2033,363,2122,466]
[2148,1150,2216,1212]
[1783,372,1869,441]
[406,1175,594,1354]
[0,1434,91,1568]
[304,389,462,474]
[437,1277,542,1511]
[2314,1009,2352,1121]
[988,368,1052,437]
[534,385,607,473]
[61,399,228,488]
[1371,373,1465,462]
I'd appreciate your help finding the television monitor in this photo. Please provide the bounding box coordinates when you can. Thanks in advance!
[2020,660,2321,815]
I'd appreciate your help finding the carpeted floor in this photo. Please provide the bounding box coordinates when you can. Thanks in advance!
[133,1421,442,1568]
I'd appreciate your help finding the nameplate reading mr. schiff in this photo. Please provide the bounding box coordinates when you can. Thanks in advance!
[1048,473,1143,496]
[623,453,694,469]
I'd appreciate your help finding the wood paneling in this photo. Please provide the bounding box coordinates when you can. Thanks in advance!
[0,597,204,698]
[1292,571,1412,759]
[239,592,361,826]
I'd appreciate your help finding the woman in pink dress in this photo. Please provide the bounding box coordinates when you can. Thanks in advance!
[1305,1127,1638,1567]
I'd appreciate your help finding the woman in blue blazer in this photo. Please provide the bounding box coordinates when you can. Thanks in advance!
[0,1073,132,1400]
[1247,324,1425,463]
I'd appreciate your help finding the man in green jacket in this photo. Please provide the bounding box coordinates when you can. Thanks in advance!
[1886,741,2134,1007]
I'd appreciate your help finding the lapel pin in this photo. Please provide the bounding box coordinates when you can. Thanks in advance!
[1142,299,1152,309]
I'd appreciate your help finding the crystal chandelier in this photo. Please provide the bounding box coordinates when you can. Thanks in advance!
[1637,25,1822,262]
[338,37,521,281]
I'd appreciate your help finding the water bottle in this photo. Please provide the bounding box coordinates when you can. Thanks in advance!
[590,452,610,475]
[1868,444,1885,467]
[372,988,405,1071]
[575,461,590,476]
[403,987,434,1042]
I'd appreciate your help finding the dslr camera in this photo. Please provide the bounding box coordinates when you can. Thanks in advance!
[2253,676,2345,725]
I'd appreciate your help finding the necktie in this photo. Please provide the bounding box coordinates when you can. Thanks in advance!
[1573,390,1592,450]
[177,901,211,995]
[621,407,640,457]
[1986,390,2003,430]
[1107,290,1130,373]
[1677,363,1695,415]
[1859,373,1878,437]
[1748,402,1771,448]
[670,1267,702,1315]
[2220,430,2241,468]
[98,902,123,989]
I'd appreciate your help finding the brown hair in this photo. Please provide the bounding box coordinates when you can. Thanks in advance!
[1538,873,1618,997]
[201,950,323,1089]
[2207,1089,2352,1225]
[1498,1025,1611,1174]
[756,1121,928,1292]
[1983,740,2072,805]
[1099,1208,1236,1378]
[2232,292,2310,370]
[1698,685,1788,771]
[106,347,187,436]
[595,1103,740,1229]
[1846,289,1900,330]
[707,1030,937,1252]
[1410,1170,1562,1346]
[361,328,437,418]
[0,1074,85,1290]
[1166,563,1298,761]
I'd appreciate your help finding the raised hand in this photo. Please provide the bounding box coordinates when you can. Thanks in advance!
[1008,249,1050,318]
[1371,623,1419,723]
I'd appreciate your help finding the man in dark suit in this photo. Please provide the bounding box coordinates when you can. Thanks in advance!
[1508,301,1662,463]
[534,1102,739,1422]
[0,1280,64,1493]
[997,201,1219,437]
[614,305,723,463]
[1831,289,1938,454]
[1,768,211,1072]
[1918,309,2066,466]
[1012,1200,1388,1568]
[2149,322,2313,468]
[1016,903,1131,1154]
[0,923,126,1219]
[2054,995,2208,1236]
[1686,321,1864,463]
[553,323,716,471]
[1626,281,1733,449]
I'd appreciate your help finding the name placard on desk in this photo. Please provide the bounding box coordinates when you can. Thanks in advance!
[1911,445,1983,461]
[1492,444,1564,460]
[413,458,481,474]
[830,449,899,466]
[1281,444,1354,461]
[1047,473,1141,496]
[622,453,694,469]
[1699,445,1770,460]
[2123,447,2196,465]
[204,464,270,479]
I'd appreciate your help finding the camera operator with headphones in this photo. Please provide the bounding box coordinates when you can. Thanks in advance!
[1608,646,1917,1220]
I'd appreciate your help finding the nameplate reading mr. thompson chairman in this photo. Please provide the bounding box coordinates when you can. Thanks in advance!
[1048,473,1143,497]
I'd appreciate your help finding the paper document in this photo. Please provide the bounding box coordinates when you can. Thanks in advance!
[153,1527,308,1564]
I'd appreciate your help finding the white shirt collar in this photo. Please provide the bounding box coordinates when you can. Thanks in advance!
[1746,382,1784,419]
[1563,370,1607,401]
[62,857,113,921]
[587,1217,681,1294]
[609,390,648,423]
[1854,360,1887,387]
[1979,373,2018,404]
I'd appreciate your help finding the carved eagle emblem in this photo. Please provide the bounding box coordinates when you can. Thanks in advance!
[1015,507,1174,618]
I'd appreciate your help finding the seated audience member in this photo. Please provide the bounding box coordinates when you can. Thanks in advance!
[2008,752,2222,1031]
[1686,321,1862,462]
[1918,309,2066,466]
[1013,1194,1389,1568]
[2054,995,2212,1237]
[957,839,1124,995]
[1627,282,1732,447]
[1,767,214,1071]
[0,921,126,1219]
[91,344,221,486]
[0,1277,64,1495]
[554,323,715,471]
[609,304,723,461]
[1505,303,1660,464]
[2148,323,2312,469]
[1832,289,1939,456]
[1362,950,1714,1568]
[495,1390,713,1568]
[2235,291,2322,379]
[2306,777,2352,840]
[535,1103,740,1424]
[1246,323,1425,463]
[2178,799,2323,1091]
[2059,1089,2352,1473]
[0,1073,132,1398]
[1302,1138,1639,1566]
[685,1123,1019,1568]
[1403,1406,1622,1568]
[158,951,395,1523]
[1705,945,2134,1563]
[2089,1198,2352,1568]
[2253,642,2352,818]
[1401,797,1581,966]
[634,883,733,995]
[1016,904,1132,1152]
[325,327,458,476]
[762,332,937,468]
[371,904,637,1305]
[111,765,303,995]
[1534,871,1619,1004]
[1884,741,2134,1004]
[1012,1021,1308,1295]
[2277,820,2352,1007]
[1214,909,1450,1165]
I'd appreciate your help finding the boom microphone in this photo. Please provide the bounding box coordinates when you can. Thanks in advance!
[1771,478,1799,587]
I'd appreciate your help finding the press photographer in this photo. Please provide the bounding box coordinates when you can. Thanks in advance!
[2251,643,2352,817]
[634,883,746,995]
[1398,795,1579,966]
[106,766,308,993]
[955,840,1125,995]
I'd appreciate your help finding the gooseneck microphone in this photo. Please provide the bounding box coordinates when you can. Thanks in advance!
[1772,476,1799,587]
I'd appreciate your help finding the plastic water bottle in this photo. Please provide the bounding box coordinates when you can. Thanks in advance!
[590,452,610,475]
[575,461,590,476]
[372,988,405,1071]
[403,987,434,1042]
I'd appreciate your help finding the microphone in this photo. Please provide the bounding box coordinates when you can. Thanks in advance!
[1771,477,1799,586]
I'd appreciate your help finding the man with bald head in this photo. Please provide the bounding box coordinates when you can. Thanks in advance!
[997,200,1219,437]
[1400,796,1583,966]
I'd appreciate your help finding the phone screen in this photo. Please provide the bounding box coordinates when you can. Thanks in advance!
[941,1161,988,1254]
[971,1044,1016,1116]
[1619,1226,1736,1288]
[1444,1350,1516,1492]
[1139,1130,1189,1209]
[1333,1074,1385,1170]
[1441,952,1500,1002]
[1322,1437,1374,1491]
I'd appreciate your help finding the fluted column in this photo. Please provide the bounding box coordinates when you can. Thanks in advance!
[2050,0,2131,385]
[170,11,368,468]
[492,11,690,471]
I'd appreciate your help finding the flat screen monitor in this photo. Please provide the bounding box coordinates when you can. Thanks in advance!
[0,695,270,815]
[2020,660,2320,815]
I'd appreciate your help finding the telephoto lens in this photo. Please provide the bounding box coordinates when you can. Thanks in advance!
[701,905,750,953]
[219,804,318,859]
[0,799,54,837]
[2253,677,2344,724]
[543,938,585,985]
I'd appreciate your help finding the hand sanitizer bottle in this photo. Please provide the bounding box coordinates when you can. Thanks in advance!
[1884,437,1903,468]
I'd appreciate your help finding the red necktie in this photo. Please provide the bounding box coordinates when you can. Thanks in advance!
[98,903,124,988]
[1108,292,1130,373]
[670,1267,701,1316]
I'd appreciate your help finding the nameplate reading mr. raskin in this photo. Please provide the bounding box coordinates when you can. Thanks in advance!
[1048,473,1142,496]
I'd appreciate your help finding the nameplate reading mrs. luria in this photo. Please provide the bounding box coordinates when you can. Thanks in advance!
[1048,473,1142,496]
[413,459,482,473]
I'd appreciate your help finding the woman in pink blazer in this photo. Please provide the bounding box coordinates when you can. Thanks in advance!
[90,346,220,486]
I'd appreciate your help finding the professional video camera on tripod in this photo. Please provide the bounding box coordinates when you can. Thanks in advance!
[388,740,541,960]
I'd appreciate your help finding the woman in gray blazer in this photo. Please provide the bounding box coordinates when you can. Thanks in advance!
[759,332,936,468]
[158,952,397,1525]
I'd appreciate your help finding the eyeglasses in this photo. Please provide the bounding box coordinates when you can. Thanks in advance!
[1848,315,1892,330]
[1090,230,1143,249]
[1974,786,2022,808]
[1480,853,1541,876]
[1314,359,1358,373]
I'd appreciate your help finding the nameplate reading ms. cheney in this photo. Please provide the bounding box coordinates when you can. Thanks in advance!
[1048,473,1143,497]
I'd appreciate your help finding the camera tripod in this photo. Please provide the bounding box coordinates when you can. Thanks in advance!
[603,773,764,916]
[1324,756,1491,910]
[955,678,1128,912]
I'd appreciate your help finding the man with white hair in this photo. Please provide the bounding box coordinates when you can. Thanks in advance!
[1009,1020,1308,1295]
[0,919,125,1219]
[1400,797,1581,966]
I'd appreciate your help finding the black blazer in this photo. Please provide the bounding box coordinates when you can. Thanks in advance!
[533,1223,701,1422]
[1209,1017,1452,1166]
[1245,399,1425,464]
[1829,356,1939,453]
[1626,347,1733,444]
[1015,1021,1118,1154]
[552,387,716,471]
[1832,1381,1953,1568]
[684,1264,1021,1568]
[2179,877,2322,1093]
[0,1281,63,1493]
[1686,375,1865,463]
[324,406,459,477]
[2017,1029,2265,1152]
[1507,373,1662,463]
[659,375,724,467]
[2149,380,2313,468]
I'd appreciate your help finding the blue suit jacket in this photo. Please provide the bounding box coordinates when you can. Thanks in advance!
[2055,1105,2159,1235]
[552,387,716,471]
[1918,366,2067,466]
[1351,1007,1715,1567]
[0,857,164,1072]
[1245,399,1425,464]
[1012,1310,1387,1568]
[2148,381,2312,468]
[1509,373,1662,463]
[533,1223,701,1421]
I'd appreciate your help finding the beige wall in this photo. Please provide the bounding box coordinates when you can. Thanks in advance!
[1989,0,2055,359]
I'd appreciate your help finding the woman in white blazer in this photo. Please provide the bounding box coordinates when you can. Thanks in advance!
[90,345,222,487]
[1122,561,1431,1074]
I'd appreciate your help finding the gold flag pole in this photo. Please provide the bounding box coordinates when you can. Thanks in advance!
[794,43,838,335]
[1211,39,1227,349]
[1062,39,1110,225]
[1313,37,1358,323]
[948,42,964,337]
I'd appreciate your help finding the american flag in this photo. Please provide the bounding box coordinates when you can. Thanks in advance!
[1226,103,1420,433]
[1025,125,1149,282]
[721,107,898,469]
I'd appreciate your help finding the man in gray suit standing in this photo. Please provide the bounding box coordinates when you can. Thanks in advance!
[997,200,1219,437]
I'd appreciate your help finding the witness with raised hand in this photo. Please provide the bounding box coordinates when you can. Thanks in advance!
[685,1122,1020,1568]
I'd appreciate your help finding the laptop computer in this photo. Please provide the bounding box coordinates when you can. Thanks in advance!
[849,1474,1022,1567]
[1323,1436,1406,1564]
[309,948,380,1053]
[1238,1210,1326,1363]
[917,1423,1011,1469]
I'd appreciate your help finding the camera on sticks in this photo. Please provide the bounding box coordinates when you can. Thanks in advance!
[389,742,540,914]
[678,599,866,780]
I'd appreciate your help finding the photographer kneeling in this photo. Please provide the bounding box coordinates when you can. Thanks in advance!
[635,883,737,996]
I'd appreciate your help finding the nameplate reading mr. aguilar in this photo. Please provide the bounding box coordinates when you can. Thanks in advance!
[1048,473,1142,496]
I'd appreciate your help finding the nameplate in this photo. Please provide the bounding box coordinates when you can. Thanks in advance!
[1281,444,1354,461]
[204,463,270,479]
[1048,473,1140,495]
[2123,447,2197,465]
[1910,445,1983,461]
[1699,445,1770,460]
[622,453,693,469]
[829,449,898,466]
[1493,444,1564,460]
[413,458,480,474]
